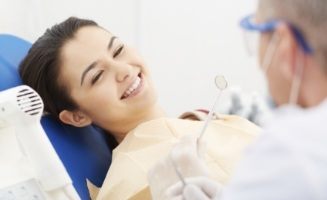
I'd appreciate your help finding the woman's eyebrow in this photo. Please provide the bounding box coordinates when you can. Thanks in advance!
[80,36,117,86]
[108,36,117,50]
[81,61,98,86]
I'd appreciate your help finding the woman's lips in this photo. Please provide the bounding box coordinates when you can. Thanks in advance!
[121,73,144,100]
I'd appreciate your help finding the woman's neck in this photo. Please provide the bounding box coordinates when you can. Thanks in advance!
[113,105,166,143]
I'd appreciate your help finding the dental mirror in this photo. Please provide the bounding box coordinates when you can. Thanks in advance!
[198,75,228,141]
[171,75,228,186]
[215,75,228,91]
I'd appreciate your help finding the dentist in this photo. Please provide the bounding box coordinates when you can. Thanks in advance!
[148,0,327,199]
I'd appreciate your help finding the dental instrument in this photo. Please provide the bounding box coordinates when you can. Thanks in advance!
[171,75,228,186]
[0,85,80,200]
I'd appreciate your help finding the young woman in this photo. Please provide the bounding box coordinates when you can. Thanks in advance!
[19,17,260,200]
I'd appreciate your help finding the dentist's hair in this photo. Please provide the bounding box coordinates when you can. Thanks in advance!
[259,0,327,72]
[19,17,98,118]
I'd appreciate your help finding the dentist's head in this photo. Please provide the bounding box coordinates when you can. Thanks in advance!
[19,17,164,142]
[246,0,327,107]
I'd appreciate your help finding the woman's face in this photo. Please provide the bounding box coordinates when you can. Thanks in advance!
[59,26,158,135]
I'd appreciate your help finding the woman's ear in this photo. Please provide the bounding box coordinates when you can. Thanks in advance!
[59,110,92,127]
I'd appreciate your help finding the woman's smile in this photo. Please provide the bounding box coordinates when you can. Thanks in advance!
[121,73,144,100]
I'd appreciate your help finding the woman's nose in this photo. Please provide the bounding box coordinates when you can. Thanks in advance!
[114,62,132,83]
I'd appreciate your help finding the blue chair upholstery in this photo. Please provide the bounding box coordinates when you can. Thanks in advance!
[0,34,114,200]
[0,34,29,90]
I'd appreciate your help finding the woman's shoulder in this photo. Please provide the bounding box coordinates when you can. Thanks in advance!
[127,109,261,134]
[180,109,261,130]
[120,110,260,147]
[179,109,212,121]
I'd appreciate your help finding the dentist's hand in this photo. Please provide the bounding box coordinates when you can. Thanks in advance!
[148,134,210,200]
[165,176,222,200]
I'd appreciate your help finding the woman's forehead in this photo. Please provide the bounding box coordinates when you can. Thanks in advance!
[59,26,113,87]
[61,27,112,65]
[71,26,112,48]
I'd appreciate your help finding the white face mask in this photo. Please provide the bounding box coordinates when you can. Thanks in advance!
[261,32,304,107]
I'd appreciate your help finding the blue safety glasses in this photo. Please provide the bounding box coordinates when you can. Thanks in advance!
[240,15,313,55]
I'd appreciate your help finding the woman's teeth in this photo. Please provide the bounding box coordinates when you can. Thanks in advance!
[123,76,141,98]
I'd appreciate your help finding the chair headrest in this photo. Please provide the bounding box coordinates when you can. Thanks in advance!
[0,34,31,91]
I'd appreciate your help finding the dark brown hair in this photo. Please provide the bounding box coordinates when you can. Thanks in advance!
[19,17,98,118]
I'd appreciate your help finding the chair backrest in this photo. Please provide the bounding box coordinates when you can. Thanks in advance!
[0,34,113,200]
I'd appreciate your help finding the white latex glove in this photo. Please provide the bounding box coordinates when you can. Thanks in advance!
[165,176,222,200]
[148,134,209,200]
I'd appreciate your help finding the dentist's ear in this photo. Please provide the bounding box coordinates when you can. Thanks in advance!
[275,23,300,80]
[59,110,92,127]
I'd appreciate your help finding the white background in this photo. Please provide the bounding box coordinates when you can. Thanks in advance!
[0,0,266,116]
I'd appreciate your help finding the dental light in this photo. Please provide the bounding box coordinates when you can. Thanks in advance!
[0,85,80,200]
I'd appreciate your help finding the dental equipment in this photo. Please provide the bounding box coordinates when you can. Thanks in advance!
[0,85,80,200]
[198,75,228,142]
[171,75,228,186]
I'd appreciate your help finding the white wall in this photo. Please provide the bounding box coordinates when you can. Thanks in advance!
[139,0,266,116]
[0,0,139,45]
[1,0,265,117]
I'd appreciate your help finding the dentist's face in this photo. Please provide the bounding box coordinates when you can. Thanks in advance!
[257,12,291,106]
[59,26,158,135]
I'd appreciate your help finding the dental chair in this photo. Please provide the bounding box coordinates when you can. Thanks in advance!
[0,34,115,199]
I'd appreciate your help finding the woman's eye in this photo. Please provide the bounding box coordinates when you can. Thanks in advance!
[113,45,124,58]
[91,70,104,85]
